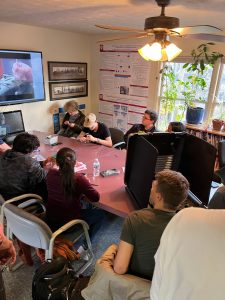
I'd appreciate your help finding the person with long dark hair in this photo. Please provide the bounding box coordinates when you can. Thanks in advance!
[46,147,103,241]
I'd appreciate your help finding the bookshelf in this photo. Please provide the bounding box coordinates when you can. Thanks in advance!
[186,124,225,150]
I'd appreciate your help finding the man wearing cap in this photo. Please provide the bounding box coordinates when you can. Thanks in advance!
[124,109,158,146]
[78,113,112,147]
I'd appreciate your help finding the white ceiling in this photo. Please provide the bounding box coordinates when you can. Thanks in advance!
[0,0,225,34]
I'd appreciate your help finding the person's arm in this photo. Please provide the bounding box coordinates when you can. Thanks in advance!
[87,135,113,147]
[0,142,11,153]
[78,174,100,202]
[113,240,134,274]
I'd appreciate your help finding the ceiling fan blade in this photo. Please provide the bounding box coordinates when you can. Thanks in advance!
[172,25,222,36]
[95,24,145,33]
[185,33,225,44]
[97,34,149,43]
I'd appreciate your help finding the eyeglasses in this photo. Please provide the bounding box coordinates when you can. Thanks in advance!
[142,116,151,121]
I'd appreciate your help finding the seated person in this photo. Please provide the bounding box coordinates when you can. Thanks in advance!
[78,113,112,147]
[113,170,189,280]
[208,165,225,209]
[150,207,225,300]
[124,109,158,145]
[46,147,104,241]
[82,244,151,300]
[58,100,85,137]
[0,132,47,200]
[0,138,10,154]
[167,121,186,132]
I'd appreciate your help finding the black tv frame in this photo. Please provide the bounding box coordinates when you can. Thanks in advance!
[0,49,45,106]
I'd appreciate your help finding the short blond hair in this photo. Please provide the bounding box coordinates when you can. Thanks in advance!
[64,100,79,112]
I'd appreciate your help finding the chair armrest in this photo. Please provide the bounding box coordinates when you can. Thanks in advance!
[113,141,126,149]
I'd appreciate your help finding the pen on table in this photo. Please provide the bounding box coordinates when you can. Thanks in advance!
[91,183,99,186]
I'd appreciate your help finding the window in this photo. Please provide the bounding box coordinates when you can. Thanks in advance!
[211,63,225,121]
[158,59,213,130]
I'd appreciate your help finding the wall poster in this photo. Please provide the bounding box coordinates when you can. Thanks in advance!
[99,44,151,132]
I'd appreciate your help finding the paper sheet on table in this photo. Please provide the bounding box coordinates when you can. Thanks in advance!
[74,161,87,172]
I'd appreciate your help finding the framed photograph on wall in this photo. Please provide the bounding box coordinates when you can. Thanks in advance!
[49,80,88,101]
[48,61,87,81]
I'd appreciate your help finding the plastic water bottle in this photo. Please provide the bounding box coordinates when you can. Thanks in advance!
[93,158,100,177]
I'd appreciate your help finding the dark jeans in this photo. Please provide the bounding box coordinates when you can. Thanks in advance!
[80,207,105,241]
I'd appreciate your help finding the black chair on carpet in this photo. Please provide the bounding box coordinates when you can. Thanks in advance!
[109,127,126,149]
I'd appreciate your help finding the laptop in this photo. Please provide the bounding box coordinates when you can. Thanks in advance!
[0,110,25,145]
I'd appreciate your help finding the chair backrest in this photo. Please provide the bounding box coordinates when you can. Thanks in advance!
[4,203,52,250]
[109,127,124,145]
[218,140,225,168]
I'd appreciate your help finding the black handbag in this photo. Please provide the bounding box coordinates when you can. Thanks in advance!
[32,256,76,300]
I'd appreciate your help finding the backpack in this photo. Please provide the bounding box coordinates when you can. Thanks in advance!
[32,256,76,300]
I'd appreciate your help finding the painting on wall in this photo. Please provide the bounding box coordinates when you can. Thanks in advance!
[49,80,88,101]
[48,61,87,81]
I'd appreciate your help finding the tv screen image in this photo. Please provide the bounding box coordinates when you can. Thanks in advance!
[0,50,45,105]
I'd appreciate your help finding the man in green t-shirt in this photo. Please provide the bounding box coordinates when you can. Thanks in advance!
[113,170,189,280]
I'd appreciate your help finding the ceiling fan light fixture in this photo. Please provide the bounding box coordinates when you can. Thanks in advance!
[165,43,182,61]
[138,42,162,61]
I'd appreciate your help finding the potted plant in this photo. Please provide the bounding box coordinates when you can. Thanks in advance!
[159,64,179,129]
[212,98,225,131]
[179,43,223,124]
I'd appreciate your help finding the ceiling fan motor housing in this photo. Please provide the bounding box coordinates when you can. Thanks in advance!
[144,16,179,30]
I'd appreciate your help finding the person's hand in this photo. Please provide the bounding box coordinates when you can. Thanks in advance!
[0,239,16,265]
[12,61,33,82]
[43,156,56,169]
[68,123,75,128]
[78,136,88,143]
[86,134,96,142]
[64,120,69,125]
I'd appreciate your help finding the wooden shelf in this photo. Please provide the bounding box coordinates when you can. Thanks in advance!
[186,124,225,137]
[185,124,225,149]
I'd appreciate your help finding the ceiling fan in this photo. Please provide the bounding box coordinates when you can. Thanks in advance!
[95,0,225,61]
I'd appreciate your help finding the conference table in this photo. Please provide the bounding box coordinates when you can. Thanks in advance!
[34,131,137,218]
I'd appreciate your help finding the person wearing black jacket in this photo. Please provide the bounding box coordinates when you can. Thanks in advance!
[124,109,158,146]
[58,100,85,138]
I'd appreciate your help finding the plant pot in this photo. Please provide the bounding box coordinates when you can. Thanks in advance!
[186,107,204,125]
[212,119,224,131]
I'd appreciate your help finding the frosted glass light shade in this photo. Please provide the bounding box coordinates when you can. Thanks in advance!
[138,40,182,62]
[165,43,182,61]
[138,42,162,61]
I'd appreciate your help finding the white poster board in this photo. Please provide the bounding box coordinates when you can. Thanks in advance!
[99,44,150,132]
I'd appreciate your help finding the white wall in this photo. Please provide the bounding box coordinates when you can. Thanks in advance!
[0,21,92,133]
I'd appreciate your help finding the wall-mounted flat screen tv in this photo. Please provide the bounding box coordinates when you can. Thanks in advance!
[0,50,45,106]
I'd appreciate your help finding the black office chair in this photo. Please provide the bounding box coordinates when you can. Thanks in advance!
[109,127,126,149]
